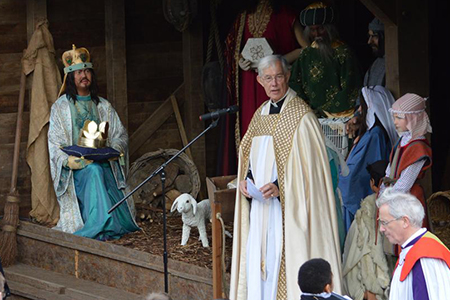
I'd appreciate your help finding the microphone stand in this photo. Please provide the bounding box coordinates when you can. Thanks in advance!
[108,117,220,294]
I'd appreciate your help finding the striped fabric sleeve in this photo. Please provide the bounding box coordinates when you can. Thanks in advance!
[392,159,427,193]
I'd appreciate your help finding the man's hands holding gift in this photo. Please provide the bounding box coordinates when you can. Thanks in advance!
[67,155,93,170]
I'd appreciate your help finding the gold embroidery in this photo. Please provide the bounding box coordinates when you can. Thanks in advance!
[335,45,348,65]
[340,76,347,89]
[240,97,311,299]
[326,86,339,104]
[234,12,247,152]
[309,61,324,83]
[247,0,273,38]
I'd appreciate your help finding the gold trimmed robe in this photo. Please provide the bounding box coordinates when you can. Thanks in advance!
[230,89,342,300]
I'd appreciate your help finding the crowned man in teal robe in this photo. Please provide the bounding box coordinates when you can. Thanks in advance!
[289,2,362,117]
[48,45,139,240]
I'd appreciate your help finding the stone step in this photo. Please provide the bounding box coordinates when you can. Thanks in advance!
[7,281,72,300]
[4,264,142,300]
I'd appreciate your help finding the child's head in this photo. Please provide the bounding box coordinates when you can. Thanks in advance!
[366,160,388,193]
[298,258,333,294]
[390,93,432,139]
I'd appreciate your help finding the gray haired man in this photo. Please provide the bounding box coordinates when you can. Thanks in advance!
[230,55,342,299]
[376,188,450,300]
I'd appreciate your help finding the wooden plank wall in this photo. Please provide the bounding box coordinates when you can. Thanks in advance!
[47,0,107,94]
[0,0,218,218]
[0,0,30,214]
[125,0,184,163]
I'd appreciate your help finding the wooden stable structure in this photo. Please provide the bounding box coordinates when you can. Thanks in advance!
[0,0,221,213]
[0,0,449,299]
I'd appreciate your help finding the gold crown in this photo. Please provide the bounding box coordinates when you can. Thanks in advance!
[78,120,109,149]
[62,44,93,74]
[58,44,94,98]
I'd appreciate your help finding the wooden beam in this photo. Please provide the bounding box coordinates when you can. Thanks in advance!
[396,0,431,196]
[358,0,397,26]
[396,0,429,97]
[105,0,128,128]
[384,24,400,97]
[183,16,206,194]
[129,85,185,156]
[171,95,193,162]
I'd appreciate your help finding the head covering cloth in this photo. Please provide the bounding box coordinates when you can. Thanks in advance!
[389,93,432,139]
[362,86,398,146]
[368,18,384,32]
[299,2,335,27]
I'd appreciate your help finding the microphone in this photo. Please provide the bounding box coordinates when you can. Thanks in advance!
[199,105,239,121]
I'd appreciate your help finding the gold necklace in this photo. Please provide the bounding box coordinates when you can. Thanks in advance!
[247,0,272,38]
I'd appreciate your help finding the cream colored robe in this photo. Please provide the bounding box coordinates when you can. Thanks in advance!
[23,19,61,225]
[342,194,390,300]
[230,89,342,300]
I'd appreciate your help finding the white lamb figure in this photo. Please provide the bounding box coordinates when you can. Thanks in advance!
[170,193,211,248]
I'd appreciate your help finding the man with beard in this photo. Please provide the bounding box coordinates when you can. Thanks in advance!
[48,45,139,240]
[365,18,386,86]
[347,18,386,138]
[289,2,362,117]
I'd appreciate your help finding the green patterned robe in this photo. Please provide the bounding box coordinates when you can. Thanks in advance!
[289,41,362,115]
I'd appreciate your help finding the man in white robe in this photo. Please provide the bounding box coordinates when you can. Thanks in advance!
[230,55,342,300]
[377,188,450,300]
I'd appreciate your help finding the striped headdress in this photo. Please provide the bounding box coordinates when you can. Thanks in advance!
[390,93,432,139]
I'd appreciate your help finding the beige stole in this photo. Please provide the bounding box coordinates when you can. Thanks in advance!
[239,95,310,299]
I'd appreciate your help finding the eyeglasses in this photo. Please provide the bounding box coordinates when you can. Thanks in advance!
[261,74,285,83]
[378,217,402,226]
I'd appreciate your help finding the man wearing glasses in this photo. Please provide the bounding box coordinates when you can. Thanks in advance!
[376,188,450,300]
[230,55,342,300]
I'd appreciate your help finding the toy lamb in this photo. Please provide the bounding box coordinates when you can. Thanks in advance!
[170,193,211,247]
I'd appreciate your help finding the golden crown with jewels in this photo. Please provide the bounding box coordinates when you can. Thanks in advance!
[78,120,109,149]
[57,44,94,98]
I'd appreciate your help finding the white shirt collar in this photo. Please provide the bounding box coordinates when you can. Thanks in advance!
[270,90,290,107]
[401,227,426,249]
[399,131,425,147]
[301,292,333,298]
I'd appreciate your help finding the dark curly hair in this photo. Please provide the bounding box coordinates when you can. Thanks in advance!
[298,258,332,294]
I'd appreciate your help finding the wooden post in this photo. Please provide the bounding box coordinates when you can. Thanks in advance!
[182,12,206,195]
[171,95,194,162]
[206,176,236,299]
[105,0,128,128]
[396,0,429,97]
[384,24,400,97]
[359,0,432,195]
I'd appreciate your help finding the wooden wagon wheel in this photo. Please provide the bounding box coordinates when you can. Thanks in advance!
[127,149,201,215]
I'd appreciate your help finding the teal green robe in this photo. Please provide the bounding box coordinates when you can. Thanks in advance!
[289,41,362,115]
[49,94,139,240]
